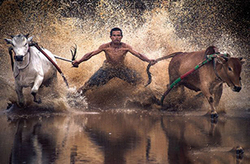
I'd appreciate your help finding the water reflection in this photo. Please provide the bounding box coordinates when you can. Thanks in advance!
[0,109,249,164]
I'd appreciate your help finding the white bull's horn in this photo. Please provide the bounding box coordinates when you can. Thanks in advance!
[25,33,29,38]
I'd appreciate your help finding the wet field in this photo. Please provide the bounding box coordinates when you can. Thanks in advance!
[0,107,249,164]
[0,1,249,164]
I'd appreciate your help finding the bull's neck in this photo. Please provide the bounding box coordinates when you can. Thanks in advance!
[213,60,224,81]
[15,52,30,70]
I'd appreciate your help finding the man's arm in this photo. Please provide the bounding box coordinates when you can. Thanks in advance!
[127,44,157,65]
[72,45,104,67]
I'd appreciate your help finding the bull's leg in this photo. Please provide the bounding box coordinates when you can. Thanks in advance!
[15,84,25,107]
[31,74,44,104]
[31,92,41,104]
[213,84,223,107]
[200,86,218,120]
[178,85,186,104]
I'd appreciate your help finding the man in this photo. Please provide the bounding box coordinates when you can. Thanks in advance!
[72,27,156,95]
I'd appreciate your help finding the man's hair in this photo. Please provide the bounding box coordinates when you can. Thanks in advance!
[110,27,123,36]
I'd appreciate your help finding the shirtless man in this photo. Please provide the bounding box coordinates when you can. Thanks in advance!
[72,27,156,95]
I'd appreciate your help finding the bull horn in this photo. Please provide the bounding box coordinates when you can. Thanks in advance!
[217,56,227,64]
[239,57,246,64]
[205,46,218,55]
[25,33,29,38]
[9,35,14,38]
[221,55,229,61]
[225,53,231,57]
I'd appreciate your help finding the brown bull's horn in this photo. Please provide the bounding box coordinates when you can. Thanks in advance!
[221,55,229,61]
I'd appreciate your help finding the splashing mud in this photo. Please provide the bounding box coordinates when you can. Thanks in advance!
[0,0,249,112]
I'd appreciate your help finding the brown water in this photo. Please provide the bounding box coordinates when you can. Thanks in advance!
[0,0,249,163]
[0,108,250,164]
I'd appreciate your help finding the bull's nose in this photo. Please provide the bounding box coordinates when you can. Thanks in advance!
[14,56,24,61]
[233,86,241,92]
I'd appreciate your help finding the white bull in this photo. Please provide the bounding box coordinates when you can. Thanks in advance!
[5,34,58,106]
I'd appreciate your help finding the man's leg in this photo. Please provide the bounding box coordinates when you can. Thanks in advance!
[77,67,113,95]
[77,81,92,95]
[117,67,141,85]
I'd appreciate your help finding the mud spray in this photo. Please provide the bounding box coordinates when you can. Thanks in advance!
[0,0,249,112]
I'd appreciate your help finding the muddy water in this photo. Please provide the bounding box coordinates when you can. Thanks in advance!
[0,0,249,110]
[0,1,249,164]
[0,108,249,164]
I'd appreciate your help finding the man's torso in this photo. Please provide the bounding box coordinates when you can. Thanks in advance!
[102,42,129,66]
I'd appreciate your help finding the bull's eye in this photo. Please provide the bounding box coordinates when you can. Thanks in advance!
[228,67,232,71]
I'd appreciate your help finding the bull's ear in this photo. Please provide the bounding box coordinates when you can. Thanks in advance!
[4,38,13,45]
[217,56,227,64]
[239,57,246,65]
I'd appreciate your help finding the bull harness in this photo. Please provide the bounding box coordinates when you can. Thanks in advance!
[145,53,229,105]
[8,42,74,87]
[159,53,229,104]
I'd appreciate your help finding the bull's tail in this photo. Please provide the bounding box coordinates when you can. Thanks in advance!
[145,52,183,87]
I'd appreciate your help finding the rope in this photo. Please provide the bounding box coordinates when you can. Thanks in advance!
[145,52,183,87]
[30,42,69,87]
[160,53,228,105]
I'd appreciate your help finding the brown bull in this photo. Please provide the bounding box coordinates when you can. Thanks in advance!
[147,46,245,118]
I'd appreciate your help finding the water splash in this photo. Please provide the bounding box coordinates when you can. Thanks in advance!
[0,0,249,110]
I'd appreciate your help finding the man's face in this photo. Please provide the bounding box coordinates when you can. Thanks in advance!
[110,31,122,44]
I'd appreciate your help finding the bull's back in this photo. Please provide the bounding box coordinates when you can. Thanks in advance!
[169,51,204,79]
[168,50,211,92]
[30,47,57,82]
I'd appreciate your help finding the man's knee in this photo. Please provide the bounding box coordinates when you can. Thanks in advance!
[127,75,141,86]
[77,81,92,94]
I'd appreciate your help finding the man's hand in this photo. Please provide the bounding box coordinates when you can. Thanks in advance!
[149,59,157,65]
[72,60,80,67]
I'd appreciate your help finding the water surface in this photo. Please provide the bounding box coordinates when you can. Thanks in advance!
[0,1,249,163]
[0,108,249,164]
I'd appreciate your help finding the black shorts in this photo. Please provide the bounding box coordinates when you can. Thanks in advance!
[85,64,141,88]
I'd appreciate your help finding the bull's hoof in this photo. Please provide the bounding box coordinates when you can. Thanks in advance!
[211,111,218,118]
[18,102,25,108]
[236,146,244,159]
[211,111,218,123]
[6,103,14,110]
[34,98,42,104]
[151,95,161,105]
[32,92,42,104]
